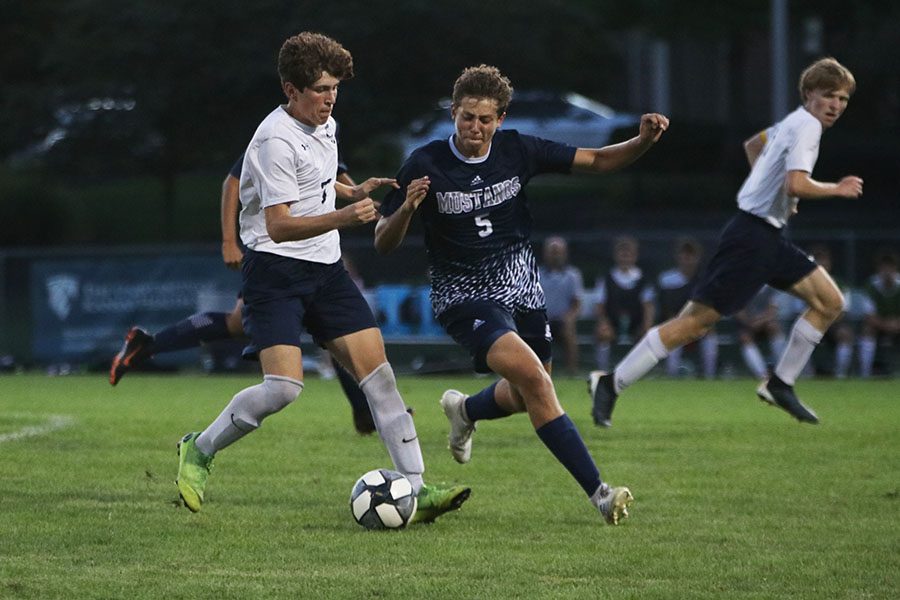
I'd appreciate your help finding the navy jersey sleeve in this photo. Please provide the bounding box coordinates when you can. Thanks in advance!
[518,133,577,178]
[334,121,349,176]
[378,154,422,218]
[228,153,244,179]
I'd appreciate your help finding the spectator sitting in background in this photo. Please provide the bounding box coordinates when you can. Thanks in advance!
[656,238,718,378]
[593,236,655,371]
[859,250,900,377]
[538,236,584,375]
[734,285,786,381]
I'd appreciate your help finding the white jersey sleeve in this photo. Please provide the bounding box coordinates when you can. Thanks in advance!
[784,116,821,174]
[254,137,300,207]
[736,106,822,228]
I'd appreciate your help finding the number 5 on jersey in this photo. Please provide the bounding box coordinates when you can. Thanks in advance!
[475,215,493,238]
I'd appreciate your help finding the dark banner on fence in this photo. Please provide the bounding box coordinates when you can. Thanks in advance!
[30,256,241,365]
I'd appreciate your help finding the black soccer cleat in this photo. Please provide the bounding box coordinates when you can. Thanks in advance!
[109,327,154,386]
[588,370,618,427]
[756,375,819,424]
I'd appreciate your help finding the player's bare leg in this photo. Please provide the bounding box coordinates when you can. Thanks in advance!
[591,301,720,426]
[758,267,843,423]
[486,332,631,523]
[178,345,305,511]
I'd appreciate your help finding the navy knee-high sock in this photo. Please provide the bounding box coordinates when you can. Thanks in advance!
[464,382,510,421]
[332,357,369,414]
[151,312,231,354]
[536,414,602,497]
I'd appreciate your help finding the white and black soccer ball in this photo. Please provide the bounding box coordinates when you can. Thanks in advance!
[350,469,417,530]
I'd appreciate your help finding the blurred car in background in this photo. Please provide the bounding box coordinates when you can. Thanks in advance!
[396,90,638,159]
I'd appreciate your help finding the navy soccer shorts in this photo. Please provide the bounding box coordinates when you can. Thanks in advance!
[438,300,552,374]
[240,249,377,356]
[692,211,817,316]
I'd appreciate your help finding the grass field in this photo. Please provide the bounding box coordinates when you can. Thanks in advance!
[1,374,898,599]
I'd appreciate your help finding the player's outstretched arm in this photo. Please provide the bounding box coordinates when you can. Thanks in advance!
[264,200,378,243]
[572,113,669,174]
[374,176,430,254]
[220,173,243,270]
[785,170,863,199]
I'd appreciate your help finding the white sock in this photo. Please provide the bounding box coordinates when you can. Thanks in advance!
[741,343,768,379]
[858,337,876,378]
[359,363,425,493]
[196,375,303,455]
[835,342,852,378]
[701,333,719,378]
[666,346,683,377]
[595,343,611,371]
[614,327,668,393]
[774,318,823,386]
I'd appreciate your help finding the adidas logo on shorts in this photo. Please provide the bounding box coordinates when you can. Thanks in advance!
[472,319,485,331]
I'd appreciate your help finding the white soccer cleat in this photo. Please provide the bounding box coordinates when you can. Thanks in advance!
[592,485,633,525]
[440,389,475,464]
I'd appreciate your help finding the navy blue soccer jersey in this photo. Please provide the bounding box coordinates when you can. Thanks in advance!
[380,130,576,315]
[229,153,244,179]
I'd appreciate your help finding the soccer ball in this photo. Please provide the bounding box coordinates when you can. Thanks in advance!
[350,469,417,530]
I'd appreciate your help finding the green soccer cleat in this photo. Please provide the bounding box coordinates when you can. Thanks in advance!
[176,432,214,512]
[410,483,471,524]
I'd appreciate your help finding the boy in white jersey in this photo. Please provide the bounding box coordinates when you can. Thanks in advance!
[174,32,470,522]
[591,57,863,426]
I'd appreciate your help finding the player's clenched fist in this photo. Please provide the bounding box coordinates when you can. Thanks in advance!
[341,197,378,225]
[639,113,669,143]
[835,175,863,198]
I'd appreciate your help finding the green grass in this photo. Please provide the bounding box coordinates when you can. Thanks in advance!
[1,374,898,599]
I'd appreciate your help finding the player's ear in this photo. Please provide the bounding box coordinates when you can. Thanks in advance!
[283,81,300,102]
[497,112,506,126]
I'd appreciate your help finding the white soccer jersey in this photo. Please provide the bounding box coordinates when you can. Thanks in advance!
[736,106,822,228]
[239,107,341,263]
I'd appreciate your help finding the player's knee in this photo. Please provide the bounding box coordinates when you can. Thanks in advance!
[688,321,714,342]
[824,289,846,321]
[262,375,303,411]
[809,289,844,323]
[233,376,302,431]
[514,366,553,397]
